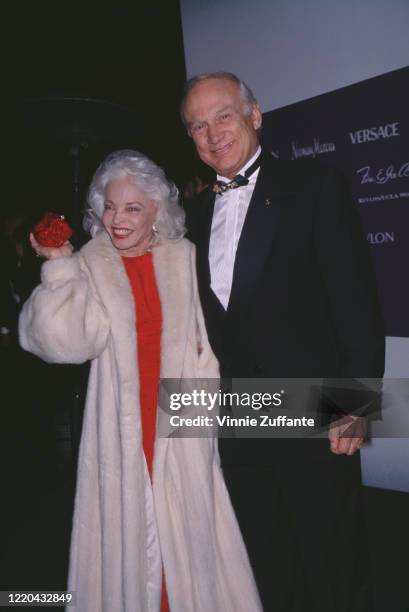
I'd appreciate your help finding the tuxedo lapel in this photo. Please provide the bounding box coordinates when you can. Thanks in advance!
[195,187,216,292]
[227,155,292,318]
[191,187,226,359]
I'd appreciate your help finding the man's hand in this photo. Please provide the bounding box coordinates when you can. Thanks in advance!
[328,415,367,456]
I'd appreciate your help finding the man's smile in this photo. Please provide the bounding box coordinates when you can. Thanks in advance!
[211,141,234,156]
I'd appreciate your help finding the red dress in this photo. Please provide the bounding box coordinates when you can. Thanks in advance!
[122,253,169,612]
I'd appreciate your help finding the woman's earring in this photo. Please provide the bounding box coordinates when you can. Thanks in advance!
[152,224,158,234]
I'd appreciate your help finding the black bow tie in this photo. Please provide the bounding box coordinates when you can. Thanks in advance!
[213,154,261,195]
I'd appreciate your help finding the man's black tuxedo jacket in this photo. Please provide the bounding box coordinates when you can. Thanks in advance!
[186,154,385,461]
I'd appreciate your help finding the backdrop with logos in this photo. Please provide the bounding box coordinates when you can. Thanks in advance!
[261,67,409,339]
[261,67,409,492]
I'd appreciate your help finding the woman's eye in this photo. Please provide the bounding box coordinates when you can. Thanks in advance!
[103,204,113,211]
[127,207,141,213]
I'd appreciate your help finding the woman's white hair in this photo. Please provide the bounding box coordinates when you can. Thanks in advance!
[84,149,186,240]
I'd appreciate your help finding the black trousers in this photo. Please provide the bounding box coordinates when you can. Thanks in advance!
[220,442,373,612]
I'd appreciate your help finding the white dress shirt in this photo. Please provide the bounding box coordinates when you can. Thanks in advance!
[209,146,261,309]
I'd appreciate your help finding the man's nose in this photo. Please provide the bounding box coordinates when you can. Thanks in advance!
[207,123,223,144]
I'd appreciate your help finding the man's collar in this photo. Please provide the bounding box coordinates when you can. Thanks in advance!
[217,145,262,182]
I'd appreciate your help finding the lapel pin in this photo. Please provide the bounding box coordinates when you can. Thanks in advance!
[265,198,271,206]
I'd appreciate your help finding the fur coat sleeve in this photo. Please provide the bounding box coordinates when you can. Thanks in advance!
[19,254,110,364]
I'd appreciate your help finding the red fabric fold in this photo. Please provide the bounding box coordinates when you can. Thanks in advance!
[123,254,168,612]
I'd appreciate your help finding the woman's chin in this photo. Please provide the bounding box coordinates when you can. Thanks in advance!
[108,233,133,251]
[110,234,151,257]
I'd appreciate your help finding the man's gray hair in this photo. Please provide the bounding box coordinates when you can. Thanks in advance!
[84,150,185,240]
[181,71,257,127]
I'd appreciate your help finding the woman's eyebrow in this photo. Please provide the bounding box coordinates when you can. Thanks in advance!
[104,199,144,206]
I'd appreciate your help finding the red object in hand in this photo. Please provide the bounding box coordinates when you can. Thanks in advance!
[33,213,73,247]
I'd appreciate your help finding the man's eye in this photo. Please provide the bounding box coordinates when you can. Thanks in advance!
[219,113,231,121]
[192,123,205,132]
[103,204,113,211]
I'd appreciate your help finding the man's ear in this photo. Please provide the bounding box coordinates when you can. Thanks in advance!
[251,102,262,130]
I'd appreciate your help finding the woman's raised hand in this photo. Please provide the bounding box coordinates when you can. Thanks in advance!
[30,233,74,260]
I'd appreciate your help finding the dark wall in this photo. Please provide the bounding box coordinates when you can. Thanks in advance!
[4,0,195,223]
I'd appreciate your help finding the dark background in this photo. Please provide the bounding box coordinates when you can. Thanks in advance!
[3,0,205,228]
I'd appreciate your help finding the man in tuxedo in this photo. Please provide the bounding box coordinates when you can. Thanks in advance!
[182,72,385,612]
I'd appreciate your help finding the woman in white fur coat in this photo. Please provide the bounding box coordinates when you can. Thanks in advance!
[19,151,262,612]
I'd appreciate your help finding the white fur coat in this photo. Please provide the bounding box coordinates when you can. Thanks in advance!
[19,232,261,612]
